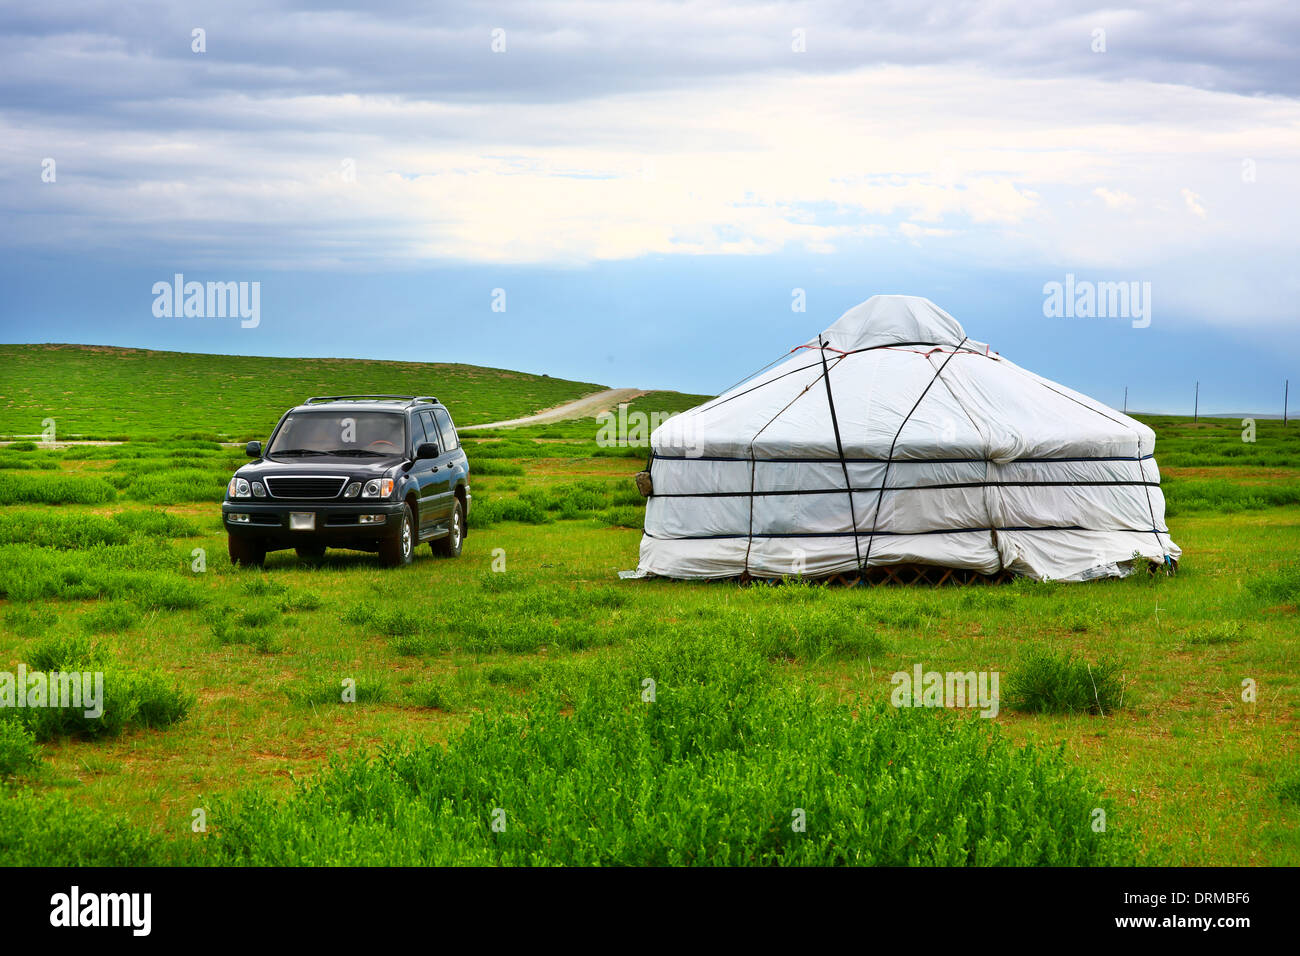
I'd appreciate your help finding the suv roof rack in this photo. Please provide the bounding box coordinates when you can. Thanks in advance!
[302,395,438,406]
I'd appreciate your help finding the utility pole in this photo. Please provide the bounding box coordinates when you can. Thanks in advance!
[1194,382,1199,422]
[1286,380,1290,426]
[1123,386,1128,414]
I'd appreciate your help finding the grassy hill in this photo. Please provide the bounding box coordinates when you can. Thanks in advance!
[0,344,611,441]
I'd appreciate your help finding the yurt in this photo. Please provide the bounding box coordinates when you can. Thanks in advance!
[635,295,1180,582]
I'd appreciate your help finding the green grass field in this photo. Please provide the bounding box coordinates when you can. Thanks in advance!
[0,349,1297,865]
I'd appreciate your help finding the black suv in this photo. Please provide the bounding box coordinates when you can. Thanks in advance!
[223,395,470,567]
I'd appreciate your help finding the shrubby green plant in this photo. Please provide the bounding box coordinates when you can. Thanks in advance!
[1163,478,1300,516]
[278,590,323,612]
[112,509,200,538]
[1,605,57,637]
[472,460,525,476]
[0,543,203,607]
[1184,621,1247,646]
[284,674,392,706]
[27,633,112,671]
[15,634,193,740]
[0,787,166,865]
[0,473,116,505]
[240,577,288,598]
[124,468,230,503]
[81,602,140,634]
[0,719,41,778]
[1249,562,1300,608]
[1006,646,1127,716]
[0,512,131,548]
[208,605,282,653]
[1273,769,1300,806]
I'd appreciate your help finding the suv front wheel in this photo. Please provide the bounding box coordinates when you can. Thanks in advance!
[379,504,416,567]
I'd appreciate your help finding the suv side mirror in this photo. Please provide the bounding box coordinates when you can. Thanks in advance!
[416,441,439,460]
[245,441,262,458]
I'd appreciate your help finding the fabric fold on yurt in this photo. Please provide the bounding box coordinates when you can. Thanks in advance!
[636,294,1180,582]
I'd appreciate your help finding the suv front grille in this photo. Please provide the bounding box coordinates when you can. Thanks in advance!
[265,476,348,499]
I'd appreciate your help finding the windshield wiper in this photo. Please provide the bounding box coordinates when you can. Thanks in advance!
[325,448,390,457]
[272,448,330,456]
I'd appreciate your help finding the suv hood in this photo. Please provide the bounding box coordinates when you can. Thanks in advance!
[237,456,402,480]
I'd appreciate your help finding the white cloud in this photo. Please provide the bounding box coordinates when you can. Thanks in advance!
[1093,187,1137,210]
[1181,187,1208,219]
[900,222,956,241]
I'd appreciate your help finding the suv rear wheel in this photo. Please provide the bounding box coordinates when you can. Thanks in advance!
[434,497,464,558]
[379,504,416,567]
[228,535,266,567]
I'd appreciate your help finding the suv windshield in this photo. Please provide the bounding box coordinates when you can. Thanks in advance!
[267,411,406,458]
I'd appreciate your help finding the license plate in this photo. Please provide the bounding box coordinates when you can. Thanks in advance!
[290,512,316,531]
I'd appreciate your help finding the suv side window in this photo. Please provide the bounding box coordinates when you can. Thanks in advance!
[410,413,431,454]
[432,408,459,451]
[417,410,442,451]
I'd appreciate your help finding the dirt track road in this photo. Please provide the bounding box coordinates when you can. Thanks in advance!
[0,387,650,443]
[460,387,647,431]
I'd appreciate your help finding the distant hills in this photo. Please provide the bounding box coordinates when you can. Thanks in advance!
[0,344,613,441]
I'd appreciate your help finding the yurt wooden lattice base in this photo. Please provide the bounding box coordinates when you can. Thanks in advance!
[739,564,1016,587]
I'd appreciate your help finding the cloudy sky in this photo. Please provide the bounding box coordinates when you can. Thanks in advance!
[1,1,1297,412]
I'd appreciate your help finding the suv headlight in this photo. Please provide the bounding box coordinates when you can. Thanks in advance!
[362,478,394,498]
[228,476,251,498]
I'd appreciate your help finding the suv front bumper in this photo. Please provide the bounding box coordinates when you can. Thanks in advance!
[222,499,407,551]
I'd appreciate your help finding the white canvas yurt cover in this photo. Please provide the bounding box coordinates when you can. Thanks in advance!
[636,295,1180,582]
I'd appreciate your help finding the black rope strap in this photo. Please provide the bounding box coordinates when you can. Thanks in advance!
[861,337,969,571]
[818,336,862,570]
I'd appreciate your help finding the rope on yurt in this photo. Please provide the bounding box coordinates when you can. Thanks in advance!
[706,358,832,414]
[860,336,969,573]
[741,355,840,578]
[817,335,863,571]
[742,440,758,579]
[711,349,809,409]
